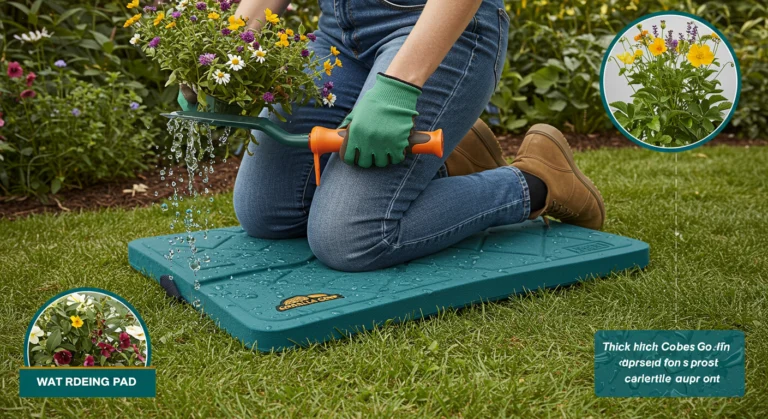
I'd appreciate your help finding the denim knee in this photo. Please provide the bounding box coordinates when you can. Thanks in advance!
[307,208,389,272]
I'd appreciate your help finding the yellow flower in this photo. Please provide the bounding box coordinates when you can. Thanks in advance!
[711,33,719,40]
[70,315,84,328]
[634,49,643,57]
[687,44,714,67]
[208,12,220,20]
[228,15,245,31]
[154,11,165,26]
[330,46,340,56]
[286,29,294,37]
[300,34,307,41]
[166,21,177,29]
[617,51,635,65]
[334,58,343,68]
[265,8,279,25]
[565,8,575,16]
[276,33,289,47]
[323,59,333,76]
[123,13,142,28]
[126,0,139,9]
[649,37,667,56]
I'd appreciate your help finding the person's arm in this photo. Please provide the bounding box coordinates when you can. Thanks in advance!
[385,0,483,87]
[234,0,293,30]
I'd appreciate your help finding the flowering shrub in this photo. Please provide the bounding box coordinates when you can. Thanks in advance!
[608,20,734,147]
[28,292,147,367]
[0,61,158,196]
[125,0,340,117]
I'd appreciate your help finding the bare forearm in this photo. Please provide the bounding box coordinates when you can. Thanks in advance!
[235,0,292,30]
[385,0,483,87]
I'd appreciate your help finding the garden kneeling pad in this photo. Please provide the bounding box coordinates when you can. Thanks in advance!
[128,219,649,352]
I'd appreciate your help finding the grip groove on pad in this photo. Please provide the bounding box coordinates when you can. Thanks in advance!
[128,219,649,352]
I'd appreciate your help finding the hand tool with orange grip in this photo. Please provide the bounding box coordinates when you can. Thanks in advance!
[161,111,443,185]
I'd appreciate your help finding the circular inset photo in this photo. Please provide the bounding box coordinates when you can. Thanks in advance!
[25,289,149,367]
[600,12,740,151]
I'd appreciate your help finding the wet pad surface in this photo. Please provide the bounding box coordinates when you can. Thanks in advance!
[129,219,649,352]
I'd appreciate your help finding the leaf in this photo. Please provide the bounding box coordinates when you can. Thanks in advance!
[548,100,567,112]
[531,66,559,91]
[20,147,34,156]
[505,119,528,131]
[707,95,728,104]
[51,178,62,194]
[659,135,673,144]
[647,116,661,132]
[46,329,62,354]
[609,101,628,114]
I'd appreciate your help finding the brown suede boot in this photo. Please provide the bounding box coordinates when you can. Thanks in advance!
[444,119,507,176]
[512,124,605,230]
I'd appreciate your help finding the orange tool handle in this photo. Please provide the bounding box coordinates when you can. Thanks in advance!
[308,127,444,185]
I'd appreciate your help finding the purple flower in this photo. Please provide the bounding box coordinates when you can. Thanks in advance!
[240,31,255,43]
[324,81,334,90]
[652,25,658,38]
[83,355,95,367]
[221,28,231,36]
[190,15,198,22]
[321,87,329,96]
[307,33,317,42]
[294,34,301,42]
[196,2,207,10]
[690,24,698,43]
[54,60,67,68]
[130,102,140,110]
[53,350,72,366]
[72,108,81,117]
[198,53,216,66]
[236,45,244,52]
[144,6,157,12]
[220,1,231,11]
[301,49,310,57]
[149,36,161,48]
[171,11,181,19]
[262,92,275,103]
[252,41,260,49]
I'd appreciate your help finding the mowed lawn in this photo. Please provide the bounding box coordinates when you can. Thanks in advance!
[1,145,766,417]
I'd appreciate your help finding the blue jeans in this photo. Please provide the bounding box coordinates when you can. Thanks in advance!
[234,0,530,271]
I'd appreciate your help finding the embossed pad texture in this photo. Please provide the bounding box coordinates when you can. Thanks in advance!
[129,220,649,352]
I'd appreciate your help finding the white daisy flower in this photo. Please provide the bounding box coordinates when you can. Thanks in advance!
[252,46,267,63]
[213,70,231,85]
[227,54,245,71]
[13,28,52,43]
[29,325,45,345]
[126,325,146,341]
[323,93,337,107]
[129,33,141,45]
[176,0,190,10]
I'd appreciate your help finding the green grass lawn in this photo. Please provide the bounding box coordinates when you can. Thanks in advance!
[1,146,767,417]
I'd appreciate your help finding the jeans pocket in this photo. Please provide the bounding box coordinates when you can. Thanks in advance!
[376,0,427,11]
[493,8,511,88]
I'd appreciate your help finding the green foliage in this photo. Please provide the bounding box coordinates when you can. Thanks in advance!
[609,25,733,147]
[0,67,158,196]
[28,292,147,367]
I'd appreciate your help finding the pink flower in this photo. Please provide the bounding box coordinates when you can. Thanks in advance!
[26,72,36,87]
[131,344,145,363]
[53,350,72,366]
[83,355,95,367]
[97,341,116,358]
[119,332,131,349]
[20,89,36,100]
[7,62,23,78]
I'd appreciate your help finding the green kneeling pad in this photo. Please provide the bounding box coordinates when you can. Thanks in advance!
[128,219,649,352]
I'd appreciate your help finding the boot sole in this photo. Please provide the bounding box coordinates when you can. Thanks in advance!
[526,124,606,228]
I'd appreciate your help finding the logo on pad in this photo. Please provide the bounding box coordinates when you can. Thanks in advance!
[276,293,344,311]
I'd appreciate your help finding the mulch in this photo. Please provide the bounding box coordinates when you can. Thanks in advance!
[1,132,765,220]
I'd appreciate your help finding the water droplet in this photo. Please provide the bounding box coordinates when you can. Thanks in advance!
[160,203,168,211]
[194,280,201,290]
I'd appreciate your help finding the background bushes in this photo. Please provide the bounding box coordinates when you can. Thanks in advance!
[0,0,766,197]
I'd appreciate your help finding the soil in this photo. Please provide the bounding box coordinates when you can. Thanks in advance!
[1,133,765,220]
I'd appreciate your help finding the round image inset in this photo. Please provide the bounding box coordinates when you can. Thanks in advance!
[25,289,149,367]
[600,12,740,151]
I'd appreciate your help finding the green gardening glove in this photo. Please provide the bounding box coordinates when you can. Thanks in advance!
[339,73,422,168]
[177,84,198,112]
